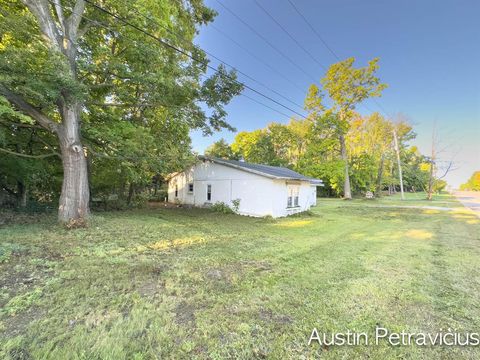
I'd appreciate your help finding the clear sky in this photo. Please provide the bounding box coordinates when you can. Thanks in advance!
[191,0,480,188]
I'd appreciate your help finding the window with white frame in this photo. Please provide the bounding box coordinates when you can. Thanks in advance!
[287,185,299,208]
[188,183,194,193]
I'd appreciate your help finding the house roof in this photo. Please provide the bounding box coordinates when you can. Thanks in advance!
[198,156,324,185]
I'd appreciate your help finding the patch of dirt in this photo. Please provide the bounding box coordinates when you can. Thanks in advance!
[238,260,272,273]
[258,308,293,325]
[2,306,46,338]
[0,271,37,309]
[205,260,273,285]
[206,269,224,281]
[132,264,167,298]
[136,280,165,297]
[84,309,120,328]
[175,301,196,327]
[0,258,55,309]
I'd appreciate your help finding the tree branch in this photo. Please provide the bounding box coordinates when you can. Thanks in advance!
[0,86,59,133]
[77,22,92,38]
[21,0,62,50]
[52,0,66,32]
[0,147,60,159]
[66,0,85,38]
[437,161,455,179]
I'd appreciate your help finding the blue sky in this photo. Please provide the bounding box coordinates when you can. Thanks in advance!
[191,0,480,188]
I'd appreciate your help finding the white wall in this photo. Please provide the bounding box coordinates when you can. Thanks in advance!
[168,160,316,217]
[310,185,317,206]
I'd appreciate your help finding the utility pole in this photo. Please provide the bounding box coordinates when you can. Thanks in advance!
[427,122,437,200]
[392,127,405,200]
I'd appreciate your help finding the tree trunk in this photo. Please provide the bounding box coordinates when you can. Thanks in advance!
[375,153,385,196]
[392,128,405,200]
[57,103,89,223]
[86,148,93,208]
[339,134,352,199]
[17,180,27,208]
[426,125,436,201]
[127,183,135,206]
[427,161,434,200]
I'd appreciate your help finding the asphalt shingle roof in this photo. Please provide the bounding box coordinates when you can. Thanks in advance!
[199,156,323,185]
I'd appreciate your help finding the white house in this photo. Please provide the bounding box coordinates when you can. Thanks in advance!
[167,156,323,218]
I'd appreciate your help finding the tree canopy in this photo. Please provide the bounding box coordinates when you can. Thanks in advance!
[0,0,242,219]
[212,111,435,197]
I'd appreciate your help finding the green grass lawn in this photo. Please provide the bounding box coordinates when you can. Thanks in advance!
[1,193,479,359]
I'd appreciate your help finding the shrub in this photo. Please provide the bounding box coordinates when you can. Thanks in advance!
[231,199,241,213]
[211,202,234,214]
[130,192,149,208]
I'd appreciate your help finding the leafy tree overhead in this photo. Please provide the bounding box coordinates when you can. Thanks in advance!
[0,0,243,222]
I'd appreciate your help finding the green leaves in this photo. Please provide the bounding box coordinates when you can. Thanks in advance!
[321,57,388,113]
[460,171,480,191]
[205,138,238,160]
[0,0,244,207]
[0,96,33,124]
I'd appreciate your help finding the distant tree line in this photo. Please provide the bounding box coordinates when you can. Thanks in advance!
[460,171,480,191]
[205,112,443,197]
[205,57,447,198]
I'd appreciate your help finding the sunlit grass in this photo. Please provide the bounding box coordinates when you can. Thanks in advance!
[404,229,434,240]
[0,193,479,359]
[276,219,313,228]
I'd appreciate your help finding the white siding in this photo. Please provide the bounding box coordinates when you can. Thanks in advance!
[168,159,316,218]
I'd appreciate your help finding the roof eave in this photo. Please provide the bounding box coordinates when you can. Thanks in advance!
[198,155,324,184]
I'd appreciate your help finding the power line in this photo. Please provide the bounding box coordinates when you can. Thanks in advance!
[127,6,305,111]
[47,0,306,119]
[212,0,378,116]
[49,0,384,121]
[212,0,317,83]
[241,92,293,120]
[210,23,305,93]
[253,0,327,71]
[74,0,308,119]
[286,0,340,61]
[285,0,393,118]
[372,98,393,118]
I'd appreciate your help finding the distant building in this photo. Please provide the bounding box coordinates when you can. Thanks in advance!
[167,156,323,218]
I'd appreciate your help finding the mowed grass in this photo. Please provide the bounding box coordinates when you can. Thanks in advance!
[1,193,479,359]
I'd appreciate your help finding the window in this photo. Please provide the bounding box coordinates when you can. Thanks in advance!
[207,184,212,201]
[175,185,178,198]
[287,185,299,208]
[188,183,194,193]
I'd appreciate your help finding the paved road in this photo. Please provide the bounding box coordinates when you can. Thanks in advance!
[454,191,480,218]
